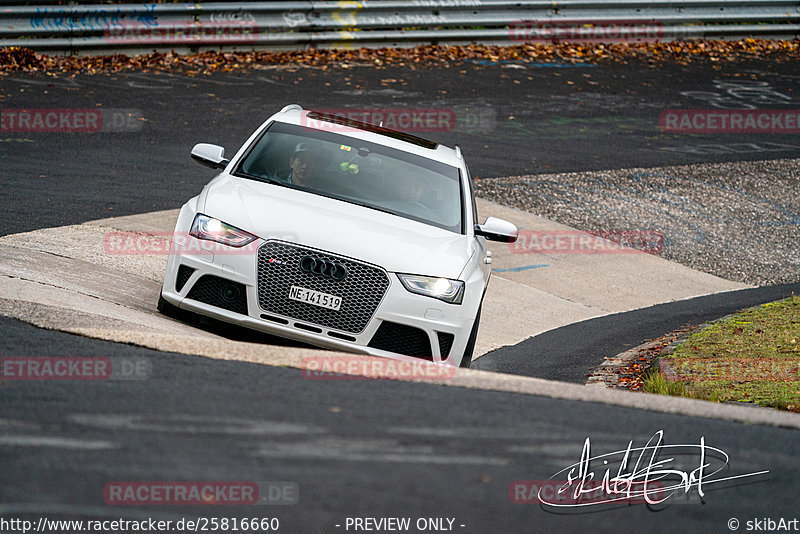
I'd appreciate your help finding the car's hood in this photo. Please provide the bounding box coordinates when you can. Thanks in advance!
[200,175,473,278]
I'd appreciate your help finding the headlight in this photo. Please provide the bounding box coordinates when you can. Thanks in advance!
[189,214,257,247]
[397,274,464,304]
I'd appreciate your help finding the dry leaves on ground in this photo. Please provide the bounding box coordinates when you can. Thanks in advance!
[2,39,799,76]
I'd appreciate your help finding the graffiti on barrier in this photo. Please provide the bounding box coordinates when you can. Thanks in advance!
[29,4,157,32]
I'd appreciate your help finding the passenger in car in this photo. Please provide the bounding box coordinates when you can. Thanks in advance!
[405,174,428,203]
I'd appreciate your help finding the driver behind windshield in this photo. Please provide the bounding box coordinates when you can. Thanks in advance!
[287,142,326,187]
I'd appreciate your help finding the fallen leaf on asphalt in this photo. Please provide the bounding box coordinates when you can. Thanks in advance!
[2,39,799,76]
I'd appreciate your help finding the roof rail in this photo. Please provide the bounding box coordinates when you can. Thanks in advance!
[280,104,303,113]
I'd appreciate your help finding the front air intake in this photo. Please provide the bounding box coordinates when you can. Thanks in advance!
[186,275,248,315]
[368,321,433,360]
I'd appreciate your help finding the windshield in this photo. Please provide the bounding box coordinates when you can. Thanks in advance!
[235,121,463,233]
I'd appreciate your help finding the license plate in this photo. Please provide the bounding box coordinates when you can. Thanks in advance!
[288,285,342,311]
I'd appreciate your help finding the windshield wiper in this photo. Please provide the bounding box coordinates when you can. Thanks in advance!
[237,172,289,187]
[346,200,397,217]
[259,176,289,186]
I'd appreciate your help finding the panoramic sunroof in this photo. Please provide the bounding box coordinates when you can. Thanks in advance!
[305,110,439,150]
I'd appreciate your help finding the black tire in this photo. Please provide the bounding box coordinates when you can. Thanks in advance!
[157,295,187,320]
[459,306,482,368]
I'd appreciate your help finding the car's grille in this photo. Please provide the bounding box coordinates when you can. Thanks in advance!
[186,275,248,315]
[257,242,390,334]
[368,321,433,360]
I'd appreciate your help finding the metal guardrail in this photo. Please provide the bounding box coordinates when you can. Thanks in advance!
[1,1,798,55]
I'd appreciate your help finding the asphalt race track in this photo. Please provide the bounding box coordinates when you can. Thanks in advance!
[2,58,799,235]
[2,57,800,532]
[2,314,799,533]
[474,281,800,382]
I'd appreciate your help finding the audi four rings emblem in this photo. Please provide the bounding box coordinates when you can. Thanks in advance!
[299,256,348,281]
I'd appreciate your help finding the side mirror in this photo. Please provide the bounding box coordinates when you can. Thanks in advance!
[191,143,229,170]
[475,217,518,243]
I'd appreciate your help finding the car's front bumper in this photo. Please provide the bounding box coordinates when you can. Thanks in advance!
[160,213,480,366]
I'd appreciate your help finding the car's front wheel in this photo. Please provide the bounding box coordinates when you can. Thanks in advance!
[459,306,481,368]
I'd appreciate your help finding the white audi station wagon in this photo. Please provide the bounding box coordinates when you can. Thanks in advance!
[158,104,517,367]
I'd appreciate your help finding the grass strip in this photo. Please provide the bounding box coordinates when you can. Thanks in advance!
[644,295,800,412]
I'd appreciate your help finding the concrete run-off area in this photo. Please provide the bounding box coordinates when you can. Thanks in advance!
[476,158,800,286]
[0,196,746,362]
[0,165,767,425]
